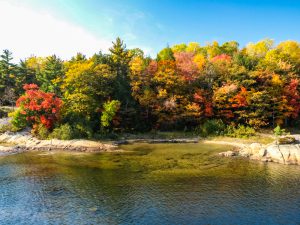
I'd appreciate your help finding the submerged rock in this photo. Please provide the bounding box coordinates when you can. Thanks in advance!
[218,150,237,157]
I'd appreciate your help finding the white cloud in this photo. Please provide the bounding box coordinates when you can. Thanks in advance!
[0,1,111,61]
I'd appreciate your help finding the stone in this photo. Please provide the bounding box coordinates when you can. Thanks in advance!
[278,136,296,145]
[0,131,118,154]
[265,145,285,164]
[258,148,267,157]
[219,151,236,157]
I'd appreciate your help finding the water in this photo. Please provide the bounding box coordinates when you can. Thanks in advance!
[0,142,299,225]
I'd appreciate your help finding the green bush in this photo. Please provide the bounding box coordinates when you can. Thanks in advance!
[195,119,226,137]
[33,124,49,139]
[0,123,19,133]
[225,124,256,138]
[273,125,289,136]
[49,124,74,140]
[8,108,27,131]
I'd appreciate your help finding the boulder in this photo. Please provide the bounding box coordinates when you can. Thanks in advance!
[278,136,296,145]
[265,145,285,164]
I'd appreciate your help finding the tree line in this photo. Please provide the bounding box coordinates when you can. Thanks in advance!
[1,38,300,138]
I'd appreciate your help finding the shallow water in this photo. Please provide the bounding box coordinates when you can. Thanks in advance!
[0,142,299,225]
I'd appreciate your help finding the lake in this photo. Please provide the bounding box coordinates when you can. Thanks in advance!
[0,142,299,224]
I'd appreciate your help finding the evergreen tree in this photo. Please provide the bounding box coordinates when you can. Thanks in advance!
[0,49,16,95]
[37,55,64,95]
[109,37,136,130]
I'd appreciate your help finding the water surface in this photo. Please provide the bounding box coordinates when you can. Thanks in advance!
[0,143,299,224]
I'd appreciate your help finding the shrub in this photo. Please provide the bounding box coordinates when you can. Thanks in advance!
[225,124,256,138]
[273,125,289,136]
[49,124,74,140]
[14,84,62,131]
[0,123,19,133]
[32,124,49,139]
[195,119,226,137]
[8,108,27,131]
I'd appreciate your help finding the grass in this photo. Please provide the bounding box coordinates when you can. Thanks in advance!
[206,134,275,145]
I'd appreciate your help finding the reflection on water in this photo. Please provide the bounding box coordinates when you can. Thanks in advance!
[0,143,299,224]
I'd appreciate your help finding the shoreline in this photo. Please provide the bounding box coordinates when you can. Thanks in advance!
[0,131,119,155]
[1,130,300,166]
[0,131,248,156]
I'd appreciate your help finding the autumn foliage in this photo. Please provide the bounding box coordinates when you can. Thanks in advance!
[2,38,300,137]
[15,84,62,130]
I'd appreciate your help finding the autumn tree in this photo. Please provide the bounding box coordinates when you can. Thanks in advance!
[11,84,62,131]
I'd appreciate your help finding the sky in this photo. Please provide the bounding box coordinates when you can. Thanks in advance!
[0,0,300,61]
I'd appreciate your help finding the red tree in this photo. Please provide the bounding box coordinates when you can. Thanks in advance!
[16,84,62,130]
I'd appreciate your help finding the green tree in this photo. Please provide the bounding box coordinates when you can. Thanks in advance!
[0,49,16,96]
[37,55,64,95]
[101,100,121,128]
[157,45,175,61]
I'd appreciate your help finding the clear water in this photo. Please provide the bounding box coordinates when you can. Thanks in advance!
[0,143,299,225]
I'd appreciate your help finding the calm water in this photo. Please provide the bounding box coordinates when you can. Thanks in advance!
[0,143,299,225]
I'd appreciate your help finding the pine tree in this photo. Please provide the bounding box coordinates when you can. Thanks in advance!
[37,55,64,95]
[0,49,16,95]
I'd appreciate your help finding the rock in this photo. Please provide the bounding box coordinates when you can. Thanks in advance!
[258,148,266,157]
[0,131,119,154]
[218,141,300,166]
[265,145,285,164]
[278,136,296,145]
[239,148,251,157]
[219,150,236,157]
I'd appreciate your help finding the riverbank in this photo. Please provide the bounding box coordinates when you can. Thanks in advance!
[1,129,300,166]
[0,131,119,154]
[218,136,300,165]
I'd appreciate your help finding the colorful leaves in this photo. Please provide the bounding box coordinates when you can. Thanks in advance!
[15,84,62,130]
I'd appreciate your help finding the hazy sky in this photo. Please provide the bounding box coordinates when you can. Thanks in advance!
[0,0,300,61]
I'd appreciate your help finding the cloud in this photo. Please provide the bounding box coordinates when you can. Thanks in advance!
[0,1,111,61]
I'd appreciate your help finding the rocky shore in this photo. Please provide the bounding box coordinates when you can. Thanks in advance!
[219,138,300,165]
[0,131,119,154]
[1,129,300,166]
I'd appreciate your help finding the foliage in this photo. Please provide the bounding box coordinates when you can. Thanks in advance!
[273,125,289,136]
[12,84,62,131]
[9,108,27,130]
[101,100,121,128]
[225,124,256,138]
[49,123,74,140]
[195,119,226,137]
[33,123,49,139]
[1,38,300,138]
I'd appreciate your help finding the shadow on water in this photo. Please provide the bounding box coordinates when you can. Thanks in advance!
[0,142,299,224]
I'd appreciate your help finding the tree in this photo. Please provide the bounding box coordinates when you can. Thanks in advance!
[62,60,115,118]
[37,55,64,95]
[157,45,175,61]
[246,39,274,58]
[0,49,16,95]
[12,84,62,131]
[171,43,187,53]
[101,100,121,129]
[109,37,137,130]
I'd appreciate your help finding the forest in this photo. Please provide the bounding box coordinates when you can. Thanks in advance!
[0,38,300,139]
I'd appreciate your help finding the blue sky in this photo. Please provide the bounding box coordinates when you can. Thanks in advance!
[0,0,300,60]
